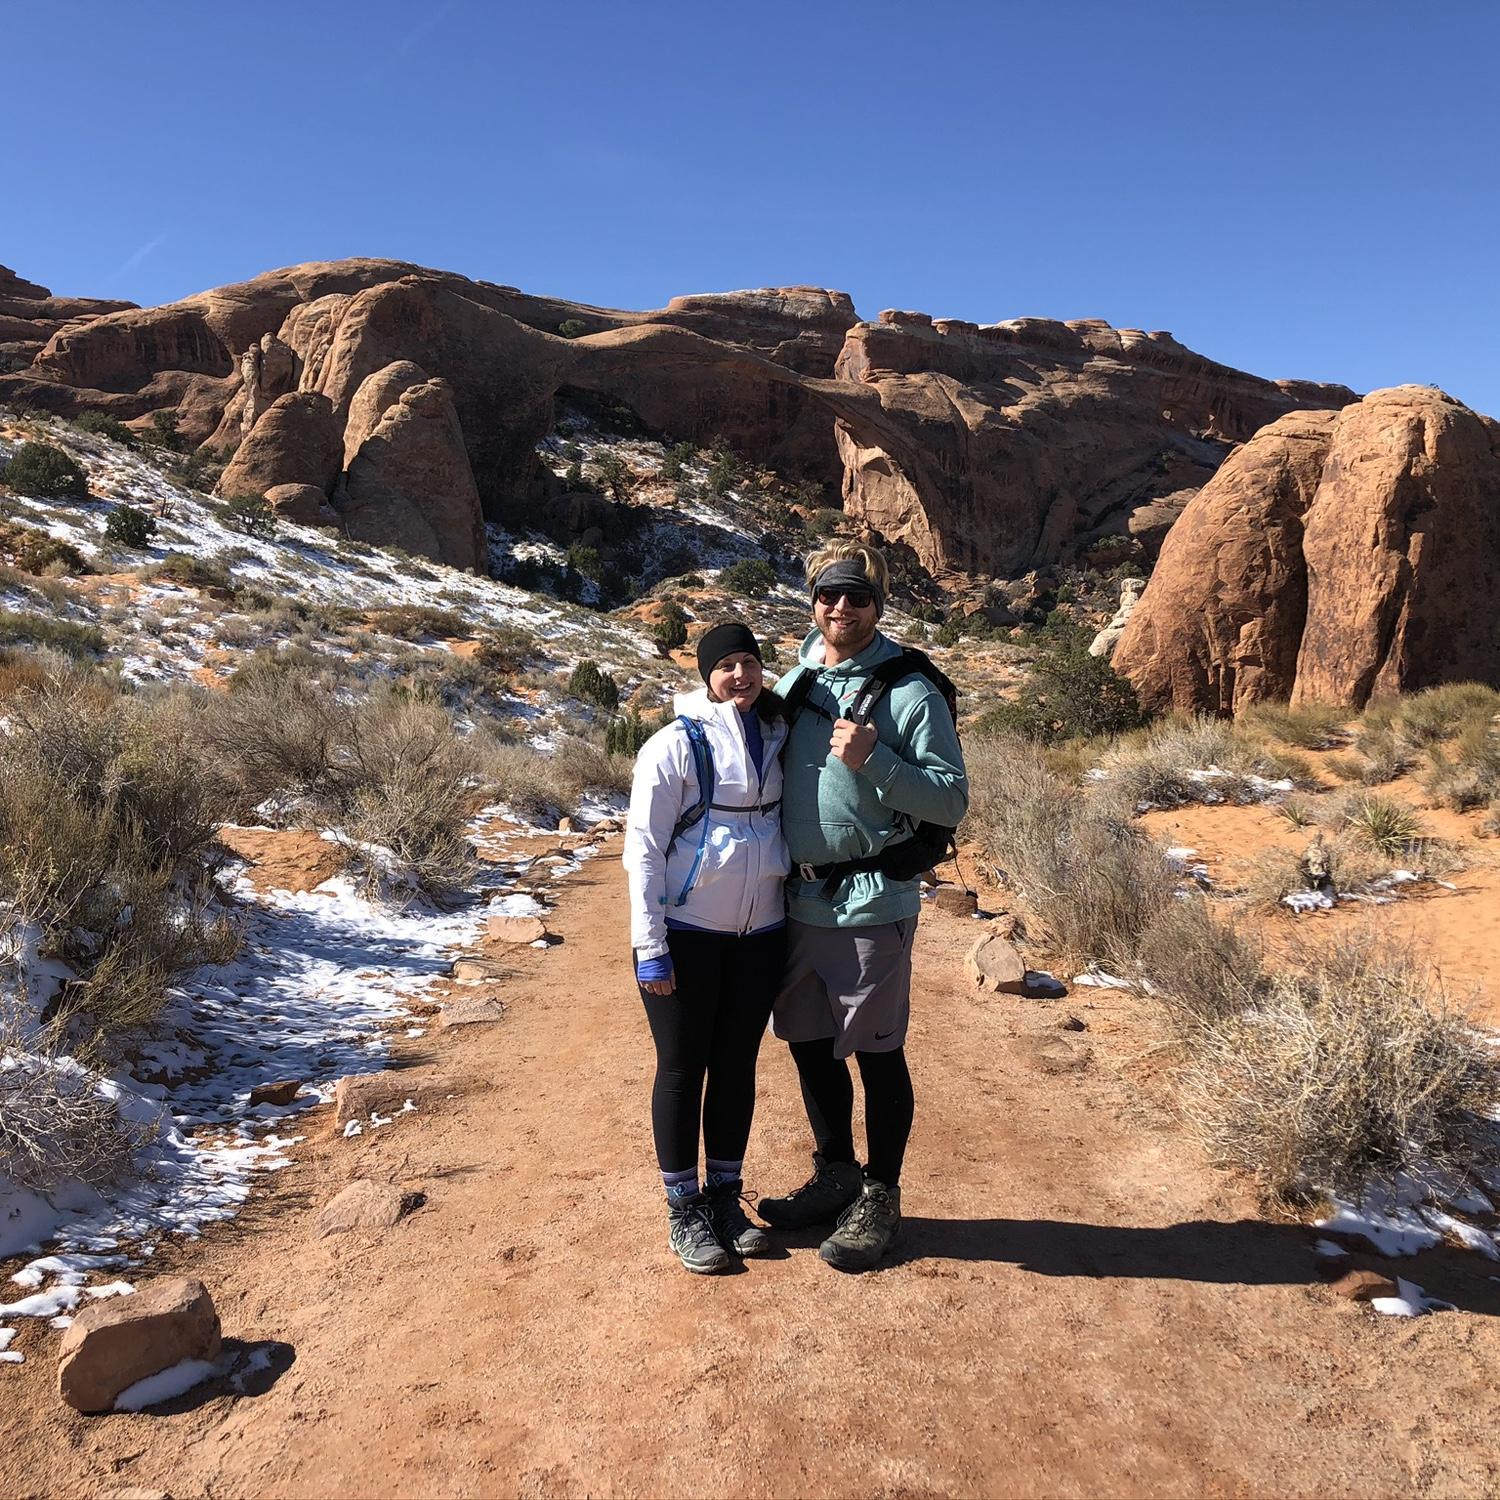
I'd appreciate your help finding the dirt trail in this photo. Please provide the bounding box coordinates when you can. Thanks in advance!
[6,855,1500,1499]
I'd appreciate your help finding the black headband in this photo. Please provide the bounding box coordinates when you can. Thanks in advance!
[811,560,884,617]
[696,621,762,682]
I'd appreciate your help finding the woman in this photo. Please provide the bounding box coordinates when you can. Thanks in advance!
[623,621,790,1273]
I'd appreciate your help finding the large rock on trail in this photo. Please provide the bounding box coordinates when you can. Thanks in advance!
[1114,387,1500,712]
[57,1277,221,1413]
[340,377,487,571]
[216,390,343,500]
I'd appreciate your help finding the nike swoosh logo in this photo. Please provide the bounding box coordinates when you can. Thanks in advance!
[874,1028,896,1040]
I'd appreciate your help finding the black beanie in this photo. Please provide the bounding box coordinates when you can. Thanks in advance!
[696,621,762,682]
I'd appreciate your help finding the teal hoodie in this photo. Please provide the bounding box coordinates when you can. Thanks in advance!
[778,628,969,928]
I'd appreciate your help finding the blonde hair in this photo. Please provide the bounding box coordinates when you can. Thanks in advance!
[803,541,890,596]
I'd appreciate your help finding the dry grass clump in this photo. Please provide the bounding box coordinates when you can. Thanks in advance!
[365,605,472,641]
[1317,788,1427,856]
[0,665,239,1040]
[1421,717,1500,811]
[1179,933,1498,1199]
[198,665,481,899]
[474,731,633,823]
[1239,700,1348,750]
[1132,896,1267,1039]
[1094,715,1310,812]
[0,1014,152,1191]
[1391,682,1500,746]
[963,736,1176,968]
[1237,836,1391,912]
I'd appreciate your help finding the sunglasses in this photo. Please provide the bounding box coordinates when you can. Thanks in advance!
[815,587,875,610]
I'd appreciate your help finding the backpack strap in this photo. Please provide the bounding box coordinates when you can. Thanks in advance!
[664,716,715,907]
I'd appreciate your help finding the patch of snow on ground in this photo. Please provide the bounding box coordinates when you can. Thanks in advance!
[114,1355,223,1411]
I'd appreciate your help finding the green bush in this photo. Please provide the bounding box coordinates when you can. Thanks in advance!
[606,709,666,755]
[706,451,738,497]
[934,621,961,648]
[652,601,689,655]
[568,659,619,711]
[659,442,694,482]
[104,504,157,550]
[986,643,1148,743]
[557,319,588,338]
[74,411,135,446]
[0,609,105,657]
[592,453,632,502]
[3,442,88,501]
[146,409,182,451]
[566,543,605,582]
[223,493,277,537]
[719,558,775,597]
[13,531,86,575]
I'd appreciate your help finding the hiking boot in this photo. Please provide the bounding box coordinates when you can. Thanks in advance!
[758,1153,864,1230]
[668,1194,733,1273]
[704,1180,770,1256]
[819,1178,901,1272]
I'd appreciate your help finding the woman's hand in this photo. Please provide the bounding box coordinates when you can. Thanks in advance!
[640,975,676,996]
[636,952,676,995]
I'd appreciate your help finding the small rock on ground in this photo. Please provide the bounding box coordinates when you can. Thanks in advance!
[966,933,1027,994]
[1327,1268,1400,1302]
[486,914,548,945]
[334,1072,417,1127]
[451,957,510,983]
[316,1180,426,1238]
[249,1080,301,1107]
[929,885,978,916]
[1017,1034,1092,1075]
[441,997,507,1027]
[57,1278,220,1414]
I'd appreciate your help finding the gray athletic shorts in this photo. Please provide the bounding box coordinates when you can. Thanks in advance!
[773,917,916,1058]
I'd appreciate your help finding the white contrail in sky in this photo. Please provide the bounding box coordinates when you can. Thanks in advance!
[105,234,169,285]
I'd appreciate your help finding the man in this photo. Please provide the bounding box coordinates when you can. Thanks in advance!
[759,542,968,1271]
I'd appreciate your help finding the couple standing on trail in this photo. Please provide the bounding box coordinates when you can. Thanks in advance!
[623,541,970,1274]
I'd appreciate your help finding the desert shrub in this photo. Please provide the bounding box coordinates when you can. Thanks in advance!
[1319,789,1426,857]
[934,621,961,648]
[0,671,237,1040]
[990,643,1148,745]
[566,544,605,582]
[200,663,343,805]
[557,319,588,338]
[1238,835,1389,911]
[475,732,631,820]
[367,605,471,641]
[0,608,105,658]
[223,493,278,537]
[142,551,236,595]
[73,410,135,446]
[1347,725,1407,784]
[706,451,738,497]
[0,1023,151,1192]
[807,508,843,538]
[659,442,694,482]
[1095,716,1300,811]
[339,691,479,899]
[473,625,537,676]
[1394,682,1500,746]
[568,659,619,711]
[962,736,1176,968]
[2,441,88,500]
[1421,719,1500,811]
[652,601,689,655]
[719,558,775,597]
[606,709,670,756]
[103,503,157,550]
[1239,700,1347,750]
[12,531,86,576]
[592,453,632,502]
[554,733,634,799]
[1276,795,1317,829]
[177,446,227,493]
[146,409,182,451]
[1133,896,1268,1040]
[1180,933,1499,1200]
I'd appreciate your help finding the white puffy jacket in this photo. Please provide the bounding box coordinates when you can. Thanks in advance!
[624,688,790,960]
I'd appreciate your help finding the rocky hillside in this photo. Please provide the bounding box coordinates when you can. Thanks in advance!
[0,258,1355,587]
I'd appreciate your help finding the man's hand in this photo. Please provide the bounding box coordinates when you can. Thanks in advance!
[830,718,878,771]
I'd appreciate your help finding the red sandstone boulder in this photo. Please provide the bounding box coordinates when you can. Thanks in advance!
[340,378,486,571]
[342,359,429,466]
[1111,409,1338,714]
[1114,387,1500,712]
[216,391,342,500]
[264,482,339,527]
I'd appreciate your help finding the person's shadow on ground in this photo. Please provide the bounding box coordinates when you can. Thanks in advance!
[890,1215,1500,1317]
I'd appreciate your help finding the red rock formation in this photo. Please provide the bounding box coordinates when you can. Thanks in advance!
[340,378,487,572]
[216,391,343,500]
[830,315,1355,579]
[1113,387,1500,712]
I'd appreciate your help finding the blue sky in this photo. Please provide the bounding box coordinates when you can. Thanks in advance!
[9,1,1499,412]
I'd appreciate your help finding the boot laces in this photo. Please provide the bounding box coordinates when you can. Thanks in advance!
[836,1186,886,1234]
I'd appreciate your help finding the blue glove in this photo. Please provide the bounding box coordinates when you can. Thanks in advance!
[635,953,674,985]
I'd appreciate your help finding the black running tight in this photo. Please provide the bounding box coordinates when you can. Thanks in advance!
[788,1037,914,1187]
[639,926,785,1174]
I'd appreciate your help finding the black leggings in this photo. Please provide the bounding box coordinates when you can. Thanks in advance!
[640,926,785,1174]
[788,1037,914,1187]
